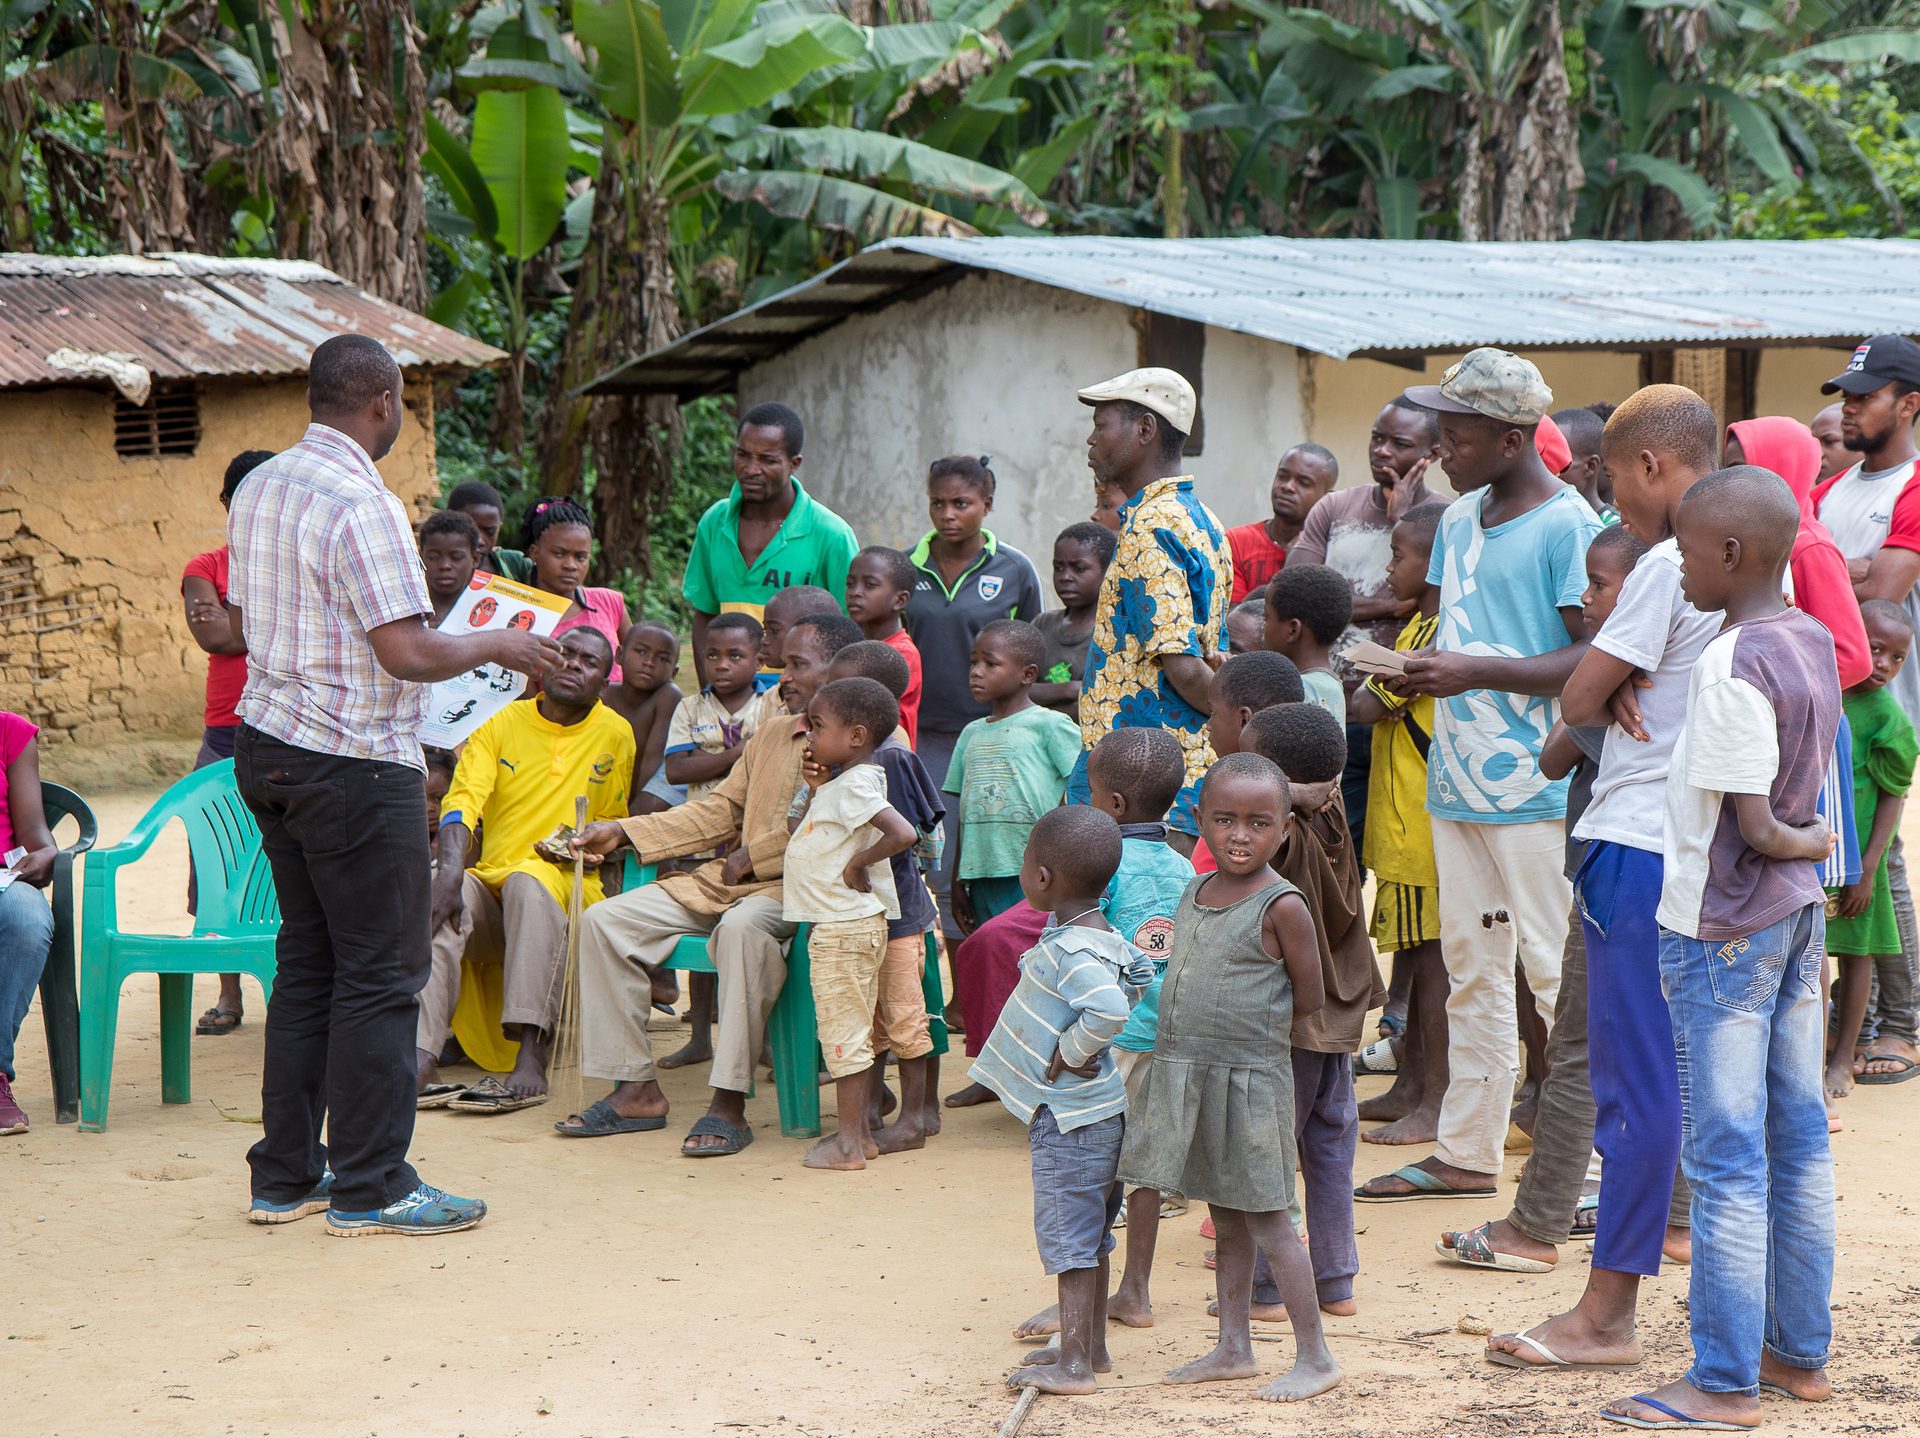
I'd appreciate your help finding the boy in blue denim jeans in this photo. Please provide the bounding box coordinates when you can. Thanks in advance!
[970,804,1151,1397]
[1601,467,1841,1432]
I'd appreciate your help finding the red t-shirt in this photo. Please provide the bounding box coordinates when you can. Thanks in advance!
[882,628,923,746]
[182,546,246,728]
[1225,523,1287,606]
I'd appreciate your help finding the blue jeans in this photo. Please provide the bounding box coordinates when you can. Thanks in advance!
[1659,905,1834,1396]
[1577,841,1682,1277]
[0,880,54,1080]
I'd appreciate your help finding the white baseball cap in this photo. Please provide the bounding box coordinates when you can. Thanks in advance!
[1077,366,1197,435]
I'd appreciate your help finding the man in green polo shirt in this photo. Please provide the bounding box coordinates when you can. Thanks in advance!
[682,403,860,685]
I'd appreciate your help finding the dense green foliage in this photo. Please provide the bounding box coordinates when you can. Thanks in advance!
[9,0,1920,590]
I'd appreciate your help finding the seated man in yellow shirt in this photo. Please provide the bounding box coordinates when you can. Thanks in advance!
[417,630,635,1112]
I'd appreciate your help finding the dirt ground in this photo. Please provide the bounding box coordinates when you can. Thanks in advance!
[6,786,1920,1438]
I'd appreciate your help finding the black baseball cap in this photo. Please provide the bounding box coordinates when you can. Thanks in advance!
[1822,334,1920,395]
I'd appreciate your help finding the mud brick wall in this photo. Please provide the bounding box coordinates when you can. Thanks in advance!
[1,377,440,747]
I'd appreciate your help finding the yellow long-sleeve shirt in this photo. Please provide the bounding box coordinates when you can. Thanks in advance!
[440,699,635,909]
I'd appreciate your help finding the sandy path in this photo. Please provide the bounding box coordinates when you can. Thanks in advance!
[5,789,1918,1437]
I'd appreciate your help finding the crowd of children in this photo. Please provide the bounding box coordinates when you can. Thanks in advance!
[101,340,1910,1423]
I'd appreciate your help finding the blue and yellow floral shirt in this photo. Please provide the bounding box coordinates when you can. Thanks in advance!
[1065,476,1230,833]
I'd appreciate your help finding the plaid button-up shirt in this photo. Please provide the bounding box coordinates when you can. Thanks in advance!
[228,423,433,769]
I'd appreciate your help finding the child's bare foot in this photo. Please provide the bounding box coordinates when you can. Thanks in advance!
[1007,1362,1096,1395]
[801,1131,868,1171]
[1019,1340,1110,1373]
[1106,1289,1154,1328]
[1257,1351,1342,1403]
[873,1113,930,1154]
[1355,1084,1416,1123]
[943,1081,995,1108]
[1601,1379,1759,1430]
[1012,1305,1059,1341]
[1662,1225,1691,1266]
[1758,1351,1831,1401]
[1825,1058,1855,1100]
[1163,1342,1260,1384]
[658,1036,712,1070]
[1360,1103,1442,1145]
[1208,1296,1355,1320]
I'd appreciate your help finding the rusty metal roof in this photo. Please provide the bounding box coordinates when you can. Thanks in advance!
[588,237,1920,399]
[0,253,503,392]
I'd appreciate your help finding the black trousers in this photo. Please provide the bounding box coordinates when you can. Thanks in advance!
[1341,720,1372,868]
[236,726,429,1211]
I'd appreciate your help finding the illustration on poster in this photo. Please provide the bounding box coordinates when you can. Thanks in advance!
[470,595,499,627]
[506,609,534,631]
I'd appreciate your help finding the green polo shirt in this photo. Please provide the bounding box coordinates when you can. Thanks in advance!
[681,478,860,622]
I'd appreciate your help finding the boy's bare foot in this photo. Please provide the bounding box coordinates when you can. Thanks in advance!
[1107,1289,1154,1327]
[1257,1352,1342,1402]
[943,1081,995,1108]
[802,1131,868,1171]
[1208,1296,1355,1320]
[1662,1225,1691,1266]
[1438,1217,1560,1270]
[1006,1363,1096,1396]
[873,1113,930,1154]
[1012,1305,1059,1341]
[1486,1307,1642,1369]
[1758,1351,1831,1401]
[1019,1340,1110,1373]
[1164,1341,1260,1385]
[1824,1058,1855,1101]
[1601,1379,1759,1430]
[658,1036,712,1070]
[1360,1103,1443,1145]
[1355,1083,1417,1123]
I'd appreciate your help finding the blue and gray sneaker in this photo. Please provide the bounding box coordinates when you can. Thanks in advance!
[325,1183,487,1238]
[247,1167,335,1225]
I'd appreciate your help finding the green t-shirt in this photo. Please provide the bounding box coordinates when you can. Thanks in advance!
[681,478,859,622]
[1829,685,1920,957]
[942,704,1082,880]
[484,548,535,584]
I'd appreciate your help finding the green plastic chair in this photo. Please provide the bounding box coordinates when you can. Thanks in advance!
[78,760,280,1131]
[38,782,97,1124]
[629,856,948,1139]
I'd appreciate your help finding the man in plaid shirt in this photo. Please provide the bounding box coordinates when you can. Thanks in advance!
[228,335,559,1237]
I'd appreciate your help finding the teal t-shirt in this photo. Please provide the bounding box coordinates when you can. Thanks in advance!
[942,704,1082,880]
[1302,668,1347,725]
[681,478,859,621]
[1109,832,1198,1052]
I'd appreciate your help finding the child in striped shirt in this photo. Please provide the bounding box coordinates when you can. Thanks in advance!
[971,805,1151,1398]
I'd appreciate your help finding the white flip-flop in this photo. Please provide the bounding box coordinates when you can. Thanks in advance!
[1486,1322,1643,1372]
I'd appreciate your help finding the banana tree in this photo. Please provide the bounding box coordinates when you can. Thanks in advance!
[542,0,1042,570]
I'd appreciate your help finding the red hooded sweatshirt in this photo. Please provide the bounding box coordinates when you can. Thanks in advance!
[1727,416,1871,689]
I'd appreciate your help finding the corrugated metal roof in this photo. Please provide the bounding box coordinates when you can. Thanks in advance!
[0,253,503,392]
[588,237,1920,398]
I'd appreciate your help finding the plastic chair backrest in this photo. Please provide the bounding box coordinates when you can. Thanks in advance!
[40,782,98,856]
[153,762,279,935]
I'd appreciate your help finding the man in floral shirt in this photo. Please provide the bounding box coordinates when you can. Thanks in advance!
[1063,368,1231,848]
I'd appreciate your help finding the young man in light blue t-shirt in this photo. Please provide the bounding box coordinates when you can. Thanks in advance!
[1357,349,1600,1204]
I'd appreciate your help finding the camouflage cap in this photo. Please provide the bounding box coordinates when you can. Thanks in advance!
[1405,348,1553,426]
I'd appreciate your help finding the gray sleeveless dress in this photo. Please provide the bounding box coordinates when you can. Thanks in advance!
[1115,875,1298,1212]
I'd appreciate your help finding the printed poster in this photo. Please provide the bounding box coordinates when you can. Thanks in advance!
[418,572,571,748]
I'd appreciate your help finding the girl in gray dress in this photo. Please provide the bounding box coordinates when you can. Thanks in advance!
[1116,752,1343,1404]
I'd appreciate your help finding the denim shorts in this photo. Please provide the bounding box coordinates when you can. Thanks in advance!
[1029,1106,1123,1275]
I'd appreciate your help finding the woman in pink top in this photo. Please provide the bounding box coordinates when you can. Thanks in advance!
[522,498,633,683]
[0,711,57,1135]
[1725,416,1871,689]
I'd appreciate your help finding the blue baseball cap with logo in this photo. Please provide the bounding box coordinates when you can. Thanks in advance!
[1822,334,1920,395]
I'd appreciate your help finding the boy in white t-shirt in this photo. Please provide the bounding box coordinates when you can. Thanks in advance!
[1485,385,1721,1371]
[785,677,918,1173]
